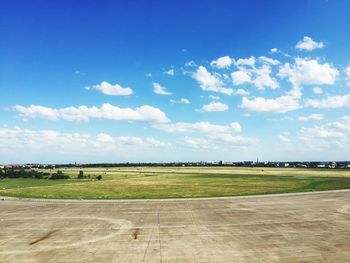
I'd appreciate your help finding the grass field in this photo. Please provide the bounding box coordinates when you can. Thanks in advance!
[1,166,350,199]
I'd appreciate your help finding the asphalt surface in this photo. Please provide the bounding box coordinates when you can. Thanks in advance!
[1,190,350,262]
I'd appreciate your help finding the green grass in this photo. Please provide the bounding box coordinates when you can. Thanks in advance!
[1,167,350,199]
[0,178,82,190]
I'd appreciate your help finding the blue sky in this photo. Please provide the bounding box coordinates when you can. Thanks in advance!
[1,0,350,163]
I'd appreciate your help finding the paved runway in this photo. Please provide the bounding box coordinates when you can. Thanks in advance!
[1,191,350,262]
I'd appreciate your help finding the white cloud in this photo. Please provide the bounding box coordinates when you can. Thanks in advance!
[185,60,197,67]
[145,73,152,78]
[305,93,350,109]
[84,81,133,96]
[270,48,278,53]
[298,114,324,121]
[197,101,229,112]
[240,87,301,113]
[146,137,171,148]
[210,56,234,69]
[258,56,280,65]
[192,66,233,95]
[252,65,279,90]
[279,134,290,142]
[170,98,190,104]
[179,137,212,149]
[296,36,325,51]
[152,82,172,95]
[299,118,350,148]
[179,126,257,149]
[230,122,242,133]
[163,69,175,76]
[207,133,258,146]
[232,61,278,90]
[345,66,350,87]
[0,127,171,161]
[313,87,323,94]
[234,89,250,96]
[14,105,59,121]
[14,103,170,123]
[114,136,144,146]
[231,69,251,85]
[241,96,300,113]
[153,121,241,134]
[279,58,339,86]
[96,133,115,143]
[235,57,256,67]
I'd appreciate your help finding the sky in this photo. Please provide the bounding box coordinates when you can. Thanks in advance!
[1,0,350,163]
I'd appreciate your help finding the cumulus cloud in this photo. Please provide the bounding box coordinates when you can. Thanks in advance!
[14,104,170,123]
[240,87,301,113]
[235,57,256,67]
[234,89,250,96]
[258,56,280,65]
[313,87,323,94]
[270,48,278,53]
[197,101,229,112]
[152,82,172,95]
[179,137,212,149]
[279,58,339,87]
[145,137,172,148]
[252,65,279,90]
[231,69,251,85]
[296,36,325,51]
[305,93,350,109]
[84,81,133,96]
[176,122,256,149]
[210,56,234,69]
[170,98,190,104]
[192,66,233,95]
[298,114,324,121]
[153,121,241,134]
[300,118,350,148]
[232,60,278,90]
[163,69,175,76]
[0,127,172,162]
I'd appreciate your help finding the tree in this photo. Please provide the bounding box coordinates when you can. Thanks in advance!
[78,170,84,179]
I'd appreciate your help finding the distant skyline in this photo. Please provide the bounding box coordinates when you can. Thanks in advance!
[1,0,350,163]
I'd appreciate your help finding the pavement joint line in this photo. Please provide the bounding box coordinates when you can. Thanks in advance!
[142,204,161,262]
[1,189,350,203]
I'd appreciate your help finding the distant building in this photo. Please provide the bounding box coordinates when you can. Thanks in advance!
[328,162,336,169]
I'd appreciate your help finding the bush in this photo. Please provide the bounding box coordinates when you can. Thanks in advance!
[78,170,84,179]
[96,175,102,181]
[49,173,69,180]
[33,173,44,179]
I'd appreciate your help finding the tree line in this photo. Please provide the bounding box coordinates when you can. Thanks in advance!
[0,168,102,180]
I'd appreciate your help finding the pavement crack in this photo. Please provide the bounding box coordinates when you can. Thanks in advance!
[29,230,58,245]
